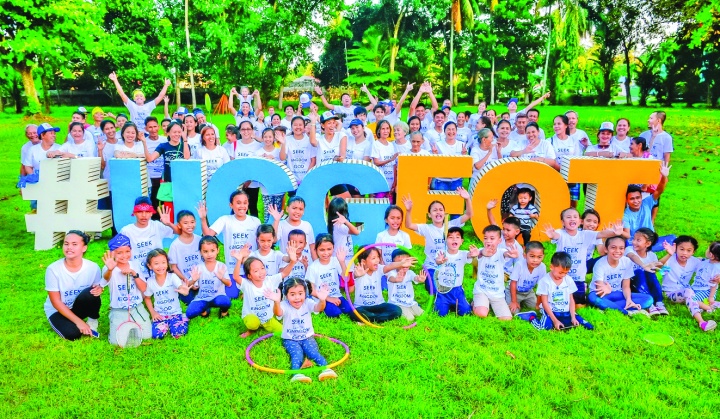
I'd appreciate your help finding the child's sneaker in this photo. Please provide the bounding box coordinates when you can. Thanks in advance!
[711,302,720,310]
[700,320,717,332]
[291,374,312,383]
[655,303,669,316]
[318,369,338,381]
[515,312,537,322]
[86,318,99,334]
[628,309,650,318]
[647,305,660,316]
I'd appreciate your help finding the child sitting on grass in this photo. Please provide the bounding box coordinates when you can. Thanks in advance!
[506,241,546,315]
[387,249,427,322]
[472,225,519,320]
[529,252,594,330]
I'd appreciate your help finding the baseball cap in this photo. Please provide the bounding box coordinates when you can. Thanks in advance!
[177,107,189,115]
[320,110,340,124]
[353,106,367,116]
[299,92,312,109]
[132,196,156,215]
[441,105,451,110]
[76,107,88,115]
[348,118,364,128]
[598,121,614,132]
[37,123,61,136]
[507,98,519,106]
[91,107,104,116]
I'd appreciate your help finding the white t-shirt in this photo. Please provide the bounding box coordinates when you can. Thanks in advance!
[251,249,285,276]
[20,140,35,168]
[662,255,701,294]
[569,129,592,149]
[394,140,412,154]
[119,221,175,270]
[536,273,577,313]
[346,137,372,161]
[114,142,144,156]
[523,140,557,161]
[693,260,720,292]
[59,140,97,158]
[209,215,261,274]
[499,238,524,276]
[185,133,201,159]
[305,258,344,298]
[240,273,283,323]
[509,260,546,293]
[472,250,506,299]
[283,135,317,183]
[332,223,354,267]
[440,250,472,288]
[43,259,102,318]
[549,135,582,166]
[101,261,145,309]
[498,140,521,158]
[253,147,282,195]
[470,146,497,175]
[371,140,397,187]
[611,136,632,154]
[387,270,420,307]
[145,136,167,179]
[353,266,386,307]
[276,219,315,261]
[509,131,527,145]
[591,256,634,293]
[585,143,622,157]
[198,146,231,181]
[416,218,464,270]
[553,229,598,283]
[434,140,465,182]
[639,130,673,161]
[125,101,157,131]
[232,139,264,160]
[423,129,445,146]
[100,142,117,189]
[375,230,412,265]
[419,114,433,134]
[624,247,658,272]
[317,131,346,165]
[280,299,317,340]
[144,274,183,316]
[333,105,356,129]
[456,126,472,145]
[195,262,230,301]
[168,235,202,281]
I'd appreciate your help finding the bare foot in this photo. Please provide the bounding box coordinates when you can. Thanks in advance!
[301,358,313,369]
[240,330,253,338]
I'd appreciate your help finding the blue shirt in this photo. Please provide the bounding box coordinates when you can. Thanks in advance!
[623,195,657,238]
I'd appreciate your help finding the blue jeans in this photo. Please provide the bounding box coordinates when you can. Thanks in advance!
[186,296,232,318]
[431,179,462,191]
[323,296,354,318]
[631,269,664,304]
[574,281,588,305]
[178,289,197,306]
[226,276,240,299]
[588,290,653,314]
[283,337,327,370]
[352,303,402,323]
[531,310,594,330]
[435,286,472,316]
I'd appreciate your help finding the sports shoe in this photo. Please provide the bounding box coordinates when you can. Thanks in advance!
[711,301,720,310]
[647,305,660,317]
[291,374,312,383]
[318,369,338,381]
[655,303,669,316]
[515,311,537,322]
[628,309,650,318]
[87,318,99,334]
[701,320,717,332]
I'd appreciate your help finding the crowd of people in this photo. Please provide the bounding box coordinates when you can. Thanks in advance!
[26,76,720,384]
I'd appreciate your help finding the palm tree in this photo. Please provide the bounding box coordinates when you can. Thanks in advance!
[449,0,479,104]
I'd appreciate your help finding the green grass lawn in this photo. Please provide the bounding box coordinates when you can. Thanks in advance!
[1,105,720,418]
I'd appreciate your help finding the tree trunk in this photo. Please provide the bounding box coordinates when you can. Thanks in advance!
[542,15,552,91]
[41,70,51,114]
[388,12,403,100]
[185,0,196,108]
[11,73,22,113]
[175,72,181,107]
[450,25,454,104]
[623,44,632,105]
[490,56,495,104]
[0,94,4,113]
[15,63,41,115]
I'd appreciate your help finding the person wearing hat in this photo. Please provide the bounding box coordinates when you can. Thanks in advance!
[109,71,171,133]
[87,107,116,143]
[506,92,551,128]
[44,231,103,340]
[24,123,61,176]
[346,119,372,163]
[119,196,179,270]
[585,122,621,158]
[348,106,374,141]
[193,108,220,139]
[101,232,152,345]
[441,99,458,122]
[67,108,97,145]
[317,112,348,198]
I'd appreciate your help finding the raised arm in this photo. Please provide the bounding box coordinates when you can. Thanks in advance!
[163,96,170,119]
[401,195,419,232]
[408,84,425,117]
[426,83,439,113]
[153,79,172,106]
[108,72,130,104]
[307,113,318,147]
[653,161,671,200]
[457,187,474,224]
[486,199,499,227]
[393,83,415,113]
[521,92,551,113]
[228,87,238,116]
[314,86,335,110]
[253,89,262,113]
[360,84,377,109]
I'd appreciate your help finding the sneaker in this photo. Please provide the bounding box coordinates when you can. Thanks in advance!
[87,318,99,334]
[711,302,720,310]
[318,369,338,381]
[701,320,717,332]
[515,311,537,322]
[628,309,650,318]
[655,303,669,316]
[291,374,312,383]
[647,306,660,317]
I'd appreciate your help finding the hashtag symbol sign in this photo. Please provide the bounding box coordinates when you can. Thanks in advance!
[22,158,113,250]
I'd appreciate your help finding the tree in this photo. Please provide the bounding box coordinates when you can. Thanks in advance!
[0,0,105,114]
[448,0,478,103]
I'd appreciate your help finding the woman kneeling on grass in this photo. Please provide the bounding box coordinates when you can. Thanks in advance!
[44,231,103,340]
